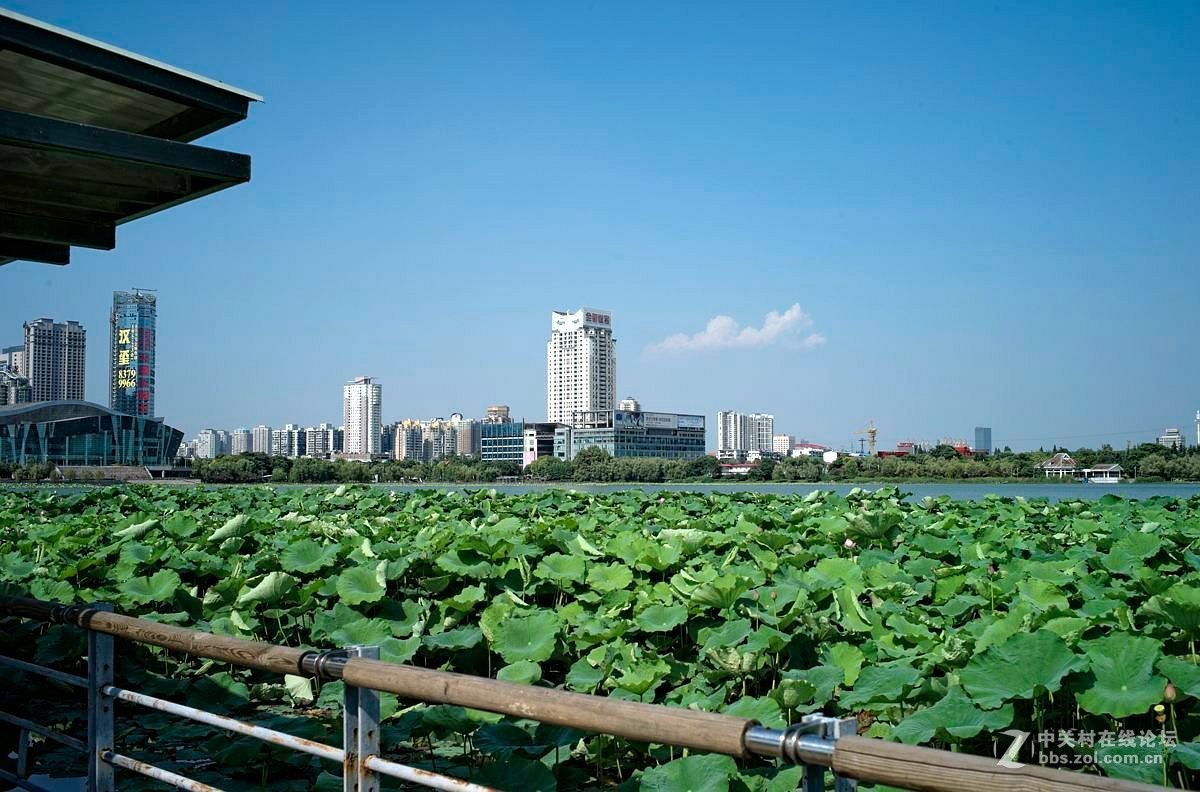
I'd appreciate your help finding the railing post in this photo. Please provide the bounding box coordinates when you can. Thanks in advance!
[342,645,380,792]
[87,602,114,792]
[16,727,28,778]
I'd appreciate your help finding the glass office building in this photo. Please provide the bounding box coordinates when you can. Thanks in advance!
[110,290,157,417]
[572,410,705,460]
[480,421,525,463]
[0,401,182,466]
[974,427,992,454]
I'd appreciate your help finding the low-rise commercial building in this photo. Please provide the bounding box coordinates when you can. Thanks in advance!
[571,409,705,460]
[0,401,182,466]
[481,421,524,464]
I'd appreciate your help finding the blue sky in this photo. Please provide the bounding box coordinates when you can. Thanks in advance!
[2,1,1197,451]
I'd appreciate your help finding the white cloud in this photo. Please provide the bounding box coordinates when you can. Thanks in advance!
[645,303,826,355]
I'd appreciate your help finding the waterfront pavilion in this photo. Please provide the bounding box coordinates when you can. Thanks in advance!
[0,8,260,265]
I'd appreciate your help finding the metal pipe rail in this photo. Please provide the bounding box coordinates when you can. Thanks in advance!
[0,595,1167,792]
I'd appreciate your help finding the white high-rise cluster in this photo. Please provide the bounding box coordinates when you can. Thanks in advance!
[717,411,775,459]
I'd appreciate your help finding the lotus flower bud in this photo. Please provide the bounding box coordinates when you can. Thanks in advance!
[843,538,856,549]
[1165,683,1178,702]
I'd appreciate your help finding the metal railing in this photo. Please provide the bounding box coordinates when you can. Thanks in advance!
[0,596,1164,792]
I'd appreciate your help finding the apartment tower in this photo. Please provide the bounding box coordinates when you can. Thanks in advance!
[23,318,86,402]
[343,376,382,457]
[546,308,615,424]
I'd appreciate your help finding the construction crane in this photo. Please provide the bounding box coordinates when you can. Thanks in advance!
[856,421,878,456]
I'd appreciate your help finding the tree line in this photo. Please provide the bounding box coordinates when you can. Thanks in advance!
[4,441,1195,483]
[185,442,1200,484]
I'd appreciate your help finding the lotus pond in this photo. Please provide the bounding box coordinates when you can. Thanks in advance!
[2,485,1200,790]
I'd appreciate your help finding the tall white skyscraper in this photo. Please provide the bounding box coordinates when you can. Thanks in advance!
[546,308,615,424]
[717,411,749,455]
[343,376,382,457]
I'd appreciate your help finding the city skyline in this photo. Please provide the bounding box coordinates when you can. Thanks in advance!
[0,2,1196,451]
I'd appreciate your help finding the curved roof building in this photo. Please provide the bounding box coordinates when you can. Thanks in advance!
[0,400,182,466]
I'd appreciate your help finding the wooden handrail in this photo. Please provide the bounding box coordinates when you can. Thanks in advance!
[0,596,1167,791]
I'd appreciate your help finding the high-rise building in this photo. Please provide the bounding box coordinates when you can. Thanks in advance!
[305,426,330,458]
[230,428,252,455]
[421,419,458,461]
[717,411,749,459]
[393,419,425,461]
[618,396,641,412]
[109,290,157,417]
[485,405,511,424]
[450,413,480,457]
[974,427,993,454]
[195,429,221,459]
[250,425,270,454]
[717,410,774,460]
[0,369,33,405]
[343,376,382,457]
[1157,428,1185,451]
[772,434,795,455]
[380,422,395,459]
[23,318,86,402]
[547,308,615,424]
[0,345,24,376]
[271,424,305,457]
[749,414,774,455]
[252,425,272,454]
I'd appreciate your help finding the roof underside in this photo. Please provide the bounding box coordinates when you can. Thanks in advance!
[0,9,258,266]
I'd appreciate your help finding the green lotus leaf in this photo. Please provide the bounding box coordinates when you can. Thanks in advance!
[380,636,420,665]
[441,584,486,612]
[892,687,1014,744]
[1095,743,1169,784]
[722,696,786,728]
[329,617,394,647]
[208,514,249,542]
[336,566,386,605]
[30,578,74,603]
[236,571,296,606]
[636,603,688,632]
[1157,655,1200,699]
[823,643,866,685]
[491,611,560,663]
[280,539,341,573]
[534,553,585,583]
[586,563,633,592]
[769,677,818,709]
[118,569,181,604]
[639,753,739,792]
[1078,633,1165,718]
[960,629,1083,709]
[114,517,159,540]
[423,626,483,650]
[474,756,556,792]
[839,663,921,708]
[1102,532,1162,576]
[496,661,542,685]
